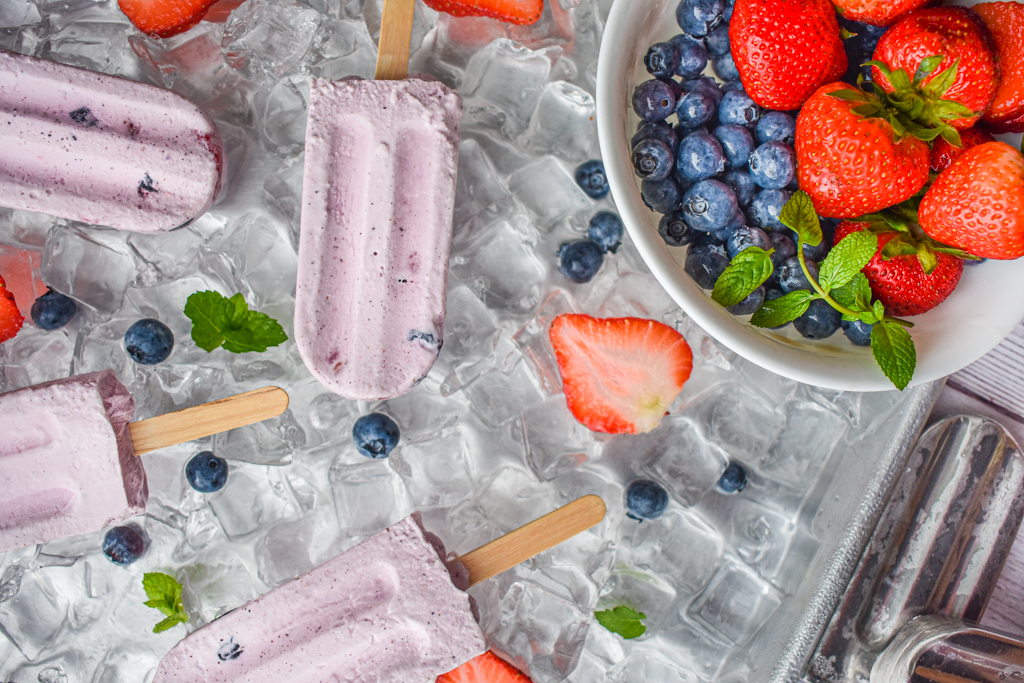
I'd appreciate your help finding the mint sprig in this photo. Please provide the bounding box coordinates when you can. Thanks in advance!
[184,291,288,354]
[711,247,775,308]
[595,605,647,639]
[142,572,188,633]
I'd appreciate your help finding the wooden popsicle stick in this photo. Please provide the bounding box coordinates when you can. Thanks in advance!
[374,0,416,80]
[127,386,289,456]
[459,494,607,587]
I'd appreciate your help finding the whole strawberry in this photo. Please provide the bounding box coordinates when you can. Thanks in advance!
[835,221,964,316]
[929,125,995,173]
[870,7,999,131]
[0,275,24,344]
[919,141,1024,260]
[973,2,1024,133]
[730,0,847,111]
[831,0,929,27]
[796,83,930,218]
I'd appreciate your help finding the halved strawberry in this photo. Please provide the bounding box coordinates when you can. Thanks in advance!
[929,125,994,173]
[437,650,531,683]
[549,314,692,435]
[422,0,542,25]
[118,0,216,38]
[0,275,25,344]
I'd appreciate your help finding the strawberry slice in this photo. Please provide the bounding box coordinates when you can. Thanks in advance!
[0,275,24,344]
[437,651,531,683]
[422,0,542,25]
[118,0,217,38]
[549,314,693,435]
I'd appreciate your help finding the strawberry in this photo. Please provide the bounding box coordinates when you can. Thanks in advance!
[0,275,24,344]
[548,314,692,435]
[437,651,531,683]
[422,0,542,25]
[831,0,930,27]
[929,125,994,173]
[918,141,1024,260]
[729,0,847,111]
[870,7,1000,131]
[835,221,964,316]
[974,2,1024,133]
[118,0,216,38]
[795,82,930,218]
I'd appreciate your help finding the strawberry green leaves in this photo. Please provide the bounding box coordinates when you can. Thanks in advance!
[185,291,288,354]
[595,605,647,639]
[711,247,775,308]
[142,572,188,633]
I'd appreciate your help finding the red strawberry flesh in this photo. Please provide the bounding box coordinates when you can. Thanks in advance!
[437,650,532,683]
[0,274,25,344]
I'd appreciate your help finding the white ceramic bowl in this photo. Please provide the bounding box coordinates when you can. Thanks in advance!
[596,0,1024,392]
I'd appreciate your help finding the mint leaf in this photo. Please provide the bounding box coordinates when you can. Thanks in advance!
[142,572,188,634]
[711,247,775,308]
[595,605,647,639]
[778,191,822,247]
[831,273,873,316]
[750,290,814,328]
[871,320,916,391]
[818,231,877,292]
[185,291,288,354]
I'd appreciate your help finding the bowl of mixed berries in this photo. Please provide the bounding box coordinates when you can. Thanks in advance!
[596,0,1024,391]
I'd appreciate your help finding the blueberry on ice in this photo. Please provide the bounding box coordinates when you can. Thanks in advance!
[558,240,604,283]
[625,479,669,520]
[102,525,146,566]
[575,159,610,199]
[718,462,748,493]
[124,318,174,365]
[632,137,675,181]
[186,451,229,493]
[676,0,724,36]
[631,80,677,123]
[841,319,874,346]
[748,141,796,190]
[352,413,400,459]
[587,212,624,253]
[644,42,682,80]
[685,242,730,289]
[31,288,77,330]
[794,299,841,339]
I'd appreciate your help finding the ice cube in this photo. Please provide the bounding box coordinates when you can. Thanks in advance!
[514,288,577,395]
[762,400,847,486]
[222,0,321,85]
[641,417,729,506]
[453,137,514,229]
[450,216,547,313]
[0,567,68,660]
[329,459,413,546]
[464,362,544,428]
[207,463,300,539]
[598,566,677,633]
[609,651,702,683]
[508,157,592,232]
[689,556,782,645]
[390,428,474,508]
[180,548,263,626]
[42,225,137,316]
[705,384,786,457]
[213,410,306,466]
[522,396,598,481]
[522,81,595,162]
[462,39,551,139]
[619,509,723,595]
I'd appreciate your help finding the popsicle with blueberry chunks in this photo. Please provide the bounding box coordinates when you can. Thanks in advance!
[0,49,223,233]
[0,370,288,553]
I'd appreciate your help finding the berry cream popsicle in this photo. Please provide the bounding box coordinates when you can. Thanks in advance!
[0,49,223,233]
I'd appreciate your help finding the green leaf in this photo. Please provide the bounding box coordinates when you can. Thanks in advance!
[819,231,877,292]
[184,291,288,354]
[852,103,883,117]
[880,235,918,260]
[750,290,814,328]
[827,89,869,102]
[153,612,189,634]
[939,125,963,148]
[143,572,188,634]
[840,27,856,40]
[913,55,945,85]
[922,58,958,97]
[916,242,939,275]
[777,191,821,247]
[595,606,647,639]
[864,60,892,78]
[831,272,873,314]
[711,247,775,308]
[888,67,913,92]
[871,320,916,391]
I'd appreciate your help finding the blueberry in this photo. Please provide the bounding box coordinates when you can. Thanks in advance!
[756,111,796,145]
[685,243,730,289]
[769,231,796,269]
[839,17,888,86]
[632,121,679,152]
[726,226,771,258]
[625,479,669,520]
[668,34,709,79]
[719,90,761,127]
[675,129,726,182]
[721,169,756,207]
[712,52,740,82]
[31,288,77,330]
[587,212,624,253]
[705,22,730,55]
[692,229,726,248]
[723,0,735,20]
[841,318,874,346]
[801,218,835,262]
[722,80,746,93]
[681,179,738,232]
[632,80,677,123]
[676,0,724,36]
[727,286,765,315]
[102,525,146,566]
[124,319,174,365]
[644,41,682,80]
[778,256,819,292]
[794,299,841,339]
[631,137,675,181]
[965,257,987,266]
[682,76,724,106]
[185,451,229,493]
[718,462,748,493]
[748,141,796,190]
[575,159,610,199]
[714,124,754,168]
[352,413,400,458]
[641,176,684,214]
[658,211,693,247]
[675,91,717,130]
[558,240,604,283]
[749,189,791,231]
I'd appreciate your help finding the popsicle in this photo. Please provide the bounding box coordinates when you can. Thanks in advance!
[294,0,462,401]
[0,49,224,233]
[152,495,606,683]
[0,370,288,553]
